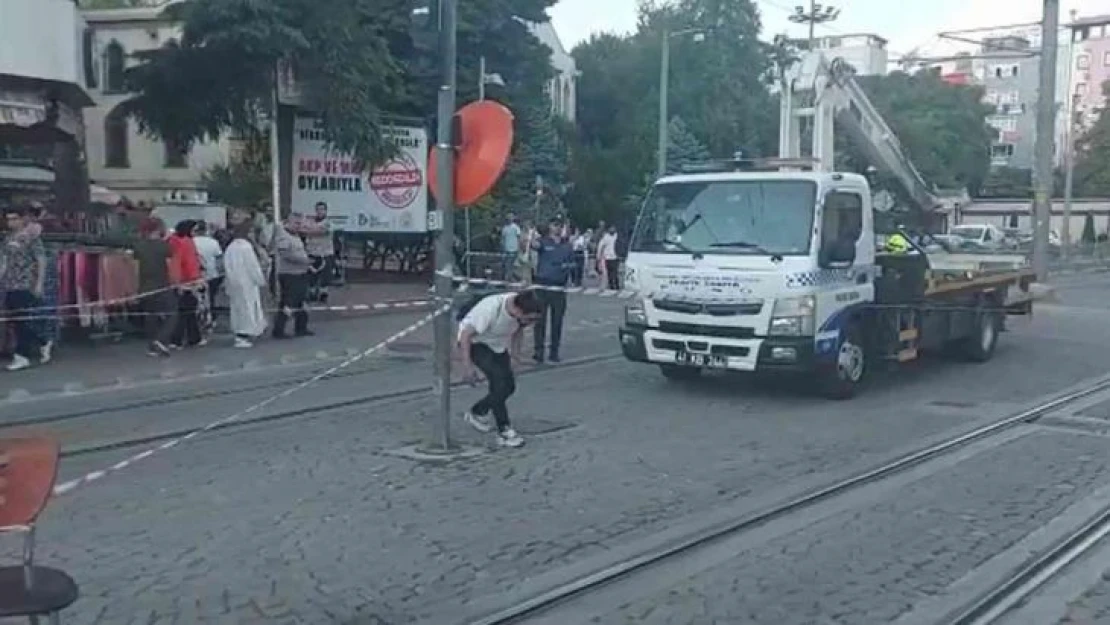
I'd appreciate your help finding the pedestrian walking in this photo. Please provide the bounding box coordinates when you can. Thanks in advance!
[297,201,336,303]
[571,227,587,287]
[500,214,521,281]
[192,221,223,333]
[457,288,543,448]
[167,220,205,348]
[531,218,574,363]
[223,223,267,348]
[597,225,620,291]
[132,217,177,356]
[271,222,313,338]
[0,206,47,371]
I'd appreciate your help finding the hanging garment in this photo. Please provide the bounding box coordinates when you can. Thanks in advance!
[223,239,267,338]
[35,247,60,344]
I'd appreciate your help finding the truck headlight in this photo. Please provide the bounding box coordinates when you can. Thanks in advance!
[769,295,815,336]
[625,300,647,326]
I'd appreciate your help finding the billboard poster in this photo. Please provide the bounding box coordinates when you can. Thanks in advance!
[291,115,428,233]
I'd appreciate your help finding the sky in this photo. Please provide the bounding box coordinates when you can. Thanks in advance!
[549,0,1110,59]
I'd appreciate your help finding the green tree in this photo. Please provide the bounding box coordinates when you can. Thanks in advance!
[838,70,995,197]
[123,0,557,169]
[979,167,1033,198]
[1074,81,1110,197]
[665,116,710,174]
[202,132,271,208]
[567,0,774,227]
[490,103,568,225]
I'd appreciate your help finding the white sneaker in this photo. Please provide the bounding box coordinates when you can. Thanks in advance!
[463,411,494,433]
[497,428,525,448]
[6,355,31,371]
[234,338,253,349]
[40,341,53,364]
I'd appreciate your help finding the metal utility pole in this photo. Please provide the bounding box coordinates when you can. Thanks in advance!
[656,32,670,179]
[657,28,706,179]
[1062,9,1078,261]
[1031,0,1059,282]
[429,0,458,452]
[788,1,840,49]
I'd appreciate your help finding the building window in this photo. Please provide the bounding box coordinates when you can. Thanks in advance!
[1104,51,1110,66]
[104,106,129,168]
[164,139,188,168]
[103,40,126,93]
[83,29,98,89]
[1011,64,1018,77]
[990,144,1015,159]
[1077,82,1089,96]
[1078,54,1091,70]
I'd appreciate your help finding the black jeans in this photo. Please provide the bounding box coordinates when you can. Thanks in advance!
[572,252,585,286]
[170,290,202,346]
[141,290,178,347]
[4,289,43,359]
[605,259,621,291]
[273,273,309,336]
[470,343,515,432]
[533,286,566,357]
[308,255,334,301]
[206,277,224,319]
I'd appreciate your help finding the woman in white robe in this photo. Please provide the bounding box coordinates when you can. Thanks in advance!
[223,226,268,347]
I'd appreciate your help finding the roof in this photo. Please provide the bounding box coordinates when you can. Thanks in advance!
[656,171,868,185]
[1069,14,1110,28]
[82,0,184,24]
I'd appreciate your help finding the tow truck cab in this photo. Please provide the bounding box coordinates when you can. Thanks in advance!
[617,168,1032,398]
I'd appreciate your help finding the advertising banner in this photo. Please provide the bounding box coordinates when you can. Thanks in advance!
[291,115,428,233]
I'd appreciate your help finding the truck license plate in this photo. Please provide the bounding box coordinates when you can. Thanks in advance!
[675,352,727,368]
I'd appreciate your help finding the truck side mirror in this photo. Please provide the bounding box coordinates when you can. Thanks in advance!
[819,238,856,268]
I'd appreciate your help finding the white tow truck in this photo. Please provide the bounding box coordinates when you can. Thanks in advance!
[617,53,1035,398]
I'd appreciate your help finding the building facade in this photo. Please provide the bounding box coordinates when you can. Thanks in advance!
[82,3,230,204]
[974,36,1039,171]
[527,21,578,122]
[812,34,889,76]
[0,0,94,208]
[1066,15,1110,131]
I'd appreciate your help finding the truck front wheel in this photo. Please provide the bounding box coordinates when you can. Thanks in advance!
[818,327,866,400]
[660,364,702,381]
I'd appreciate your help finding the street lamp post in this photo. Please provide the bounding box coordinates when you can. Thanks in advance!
[657,28,705,179]
[1062,9,1078,261]
[788,1,840,49]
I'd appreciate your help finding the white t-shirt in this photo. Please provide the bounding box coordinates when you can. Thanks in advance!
[193,235,223,279]
[598,232,619,261]
[457,293,519,353]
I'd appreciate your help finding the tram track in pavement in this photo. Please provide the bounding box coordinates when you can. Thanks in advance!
[461,372,1110,625]
[52,351,624,458]
[942,491,1110,624]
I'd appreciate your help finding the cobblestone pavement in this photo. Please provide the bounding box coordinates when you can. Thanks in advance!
[603,429,1110,625]
[3,279,1110,624]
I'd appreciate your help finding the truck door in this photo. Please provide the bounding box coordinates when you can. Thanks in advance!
[813,190,873,347]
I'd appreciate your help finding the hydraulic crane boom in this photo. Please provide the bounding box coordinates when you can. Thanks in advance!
[780,51,944,212]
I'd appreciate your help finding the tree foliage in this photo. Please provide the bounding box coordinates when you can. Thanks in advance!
[567,0,775,227]
[123,0,557,171]
[665,116,710,174]
[1074,81,1110,197]
[838,70,995,197]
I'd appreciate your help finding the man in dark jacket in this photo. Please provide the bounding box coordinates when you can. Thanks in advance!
[531,218,574,363]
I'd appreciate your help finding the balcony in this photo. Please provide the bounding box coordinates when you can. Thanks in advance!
[0,0,93,107]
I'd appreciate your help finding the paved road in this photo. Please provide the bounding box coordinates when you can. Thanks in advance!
[5,276,1110,624]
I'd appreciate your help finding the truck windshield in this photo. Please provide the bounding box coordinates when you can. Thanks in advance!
[630,179,817,256]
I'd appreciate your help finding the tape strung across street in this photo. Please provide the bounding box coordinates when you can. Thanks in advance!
[50,304,452,497]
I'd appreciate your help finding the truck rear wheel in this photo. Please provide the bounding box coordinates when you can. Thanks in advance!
[960,309,1000,362]
[818,326,866,400]
[660,364,702,381]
